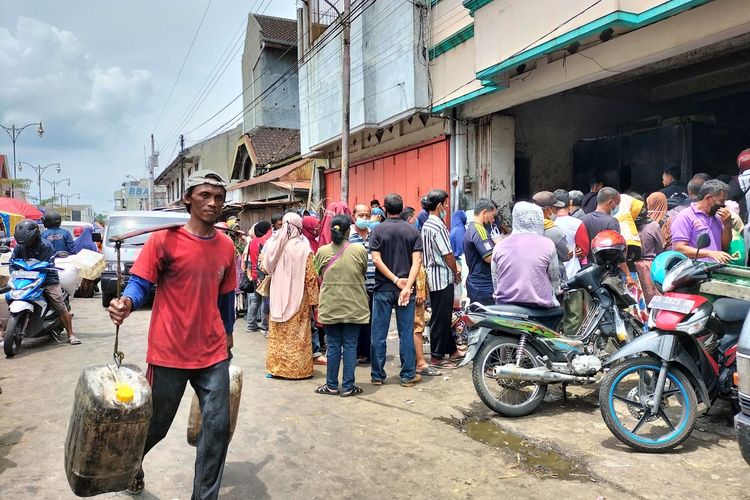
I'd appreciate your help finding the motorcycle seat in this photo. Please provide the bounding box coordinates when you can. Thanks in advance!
[712,298,750,323]
[486,303,564,319]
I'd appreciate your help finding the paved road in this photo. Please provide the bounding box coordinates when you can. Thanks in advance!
[0,296,747,499]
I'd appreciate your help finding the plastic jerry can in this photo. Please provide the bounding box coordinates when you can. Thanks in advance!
[187,364,243,446]
[64,364,152,497]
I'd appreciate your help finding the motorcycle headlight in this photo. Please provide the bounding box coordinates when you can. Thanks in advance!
[675,302,711,335]
[9,289,26,300]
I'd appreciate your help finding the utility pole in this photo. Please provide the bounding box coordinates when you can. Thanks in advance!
[149,134,158,210]
[340,0,351,204]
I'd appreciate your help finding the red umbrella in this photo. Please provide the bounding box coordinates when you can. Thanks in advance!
[0,197,44,219]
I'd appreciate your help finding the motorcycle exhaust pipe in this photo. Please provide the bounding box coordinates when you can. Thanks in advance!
[493,365,595,384]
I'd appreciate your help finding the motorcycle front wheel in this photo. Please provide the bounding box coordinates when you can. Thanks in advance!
[599,357,697,452]
[472,334,547,417]
[3,313,24,358]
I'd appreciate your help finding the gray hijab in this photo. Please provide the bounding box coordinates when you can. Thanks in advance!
[511,201,544,235]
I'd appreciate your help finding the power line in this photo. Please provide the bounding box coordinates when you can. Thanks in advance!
[152,0,214,134]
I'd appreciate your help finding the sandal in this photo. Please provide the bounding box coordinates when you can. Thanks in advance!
[430,358,458,369]
[418,366,443,376]
[68,336,82,345]
[340,386,363,397]
[314,384,339,395]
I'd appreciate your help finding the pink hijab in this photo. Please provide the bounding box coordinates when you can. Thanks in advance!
[319,201,352,246]
[263,212,312,322]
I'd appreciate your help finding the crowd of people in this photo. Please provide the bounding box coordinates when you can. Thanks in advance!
[233,148,750,399]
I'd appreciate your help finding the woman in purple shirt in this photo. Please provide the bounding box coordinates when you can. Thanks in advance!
[492,202,561,311]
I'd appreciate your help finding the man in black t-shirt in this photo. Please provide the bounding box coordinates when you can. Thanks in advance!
[660,165,689,209]
[369,193,423,387]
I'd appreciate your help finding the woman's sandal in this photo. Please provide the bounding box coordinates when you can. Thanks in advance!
[340,385,363,397]
[314,385,339,395]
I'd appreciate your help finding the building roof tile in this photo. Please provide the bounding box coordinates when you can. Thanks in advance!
[246,126,300,166]
[253,14,297,46]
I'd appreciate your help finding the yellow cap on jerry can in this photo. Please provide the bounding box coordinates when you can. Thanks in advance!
[116,384,135,403]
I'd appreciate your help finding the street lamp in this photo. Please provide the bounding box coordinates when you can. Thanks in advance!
[0,121,44,198]
[42,177,70,210]
[17,161,60,207]
[58,192,80,220]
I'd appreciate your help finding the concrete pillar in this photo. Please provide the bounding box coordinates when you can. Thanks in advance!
[490,115,515,219]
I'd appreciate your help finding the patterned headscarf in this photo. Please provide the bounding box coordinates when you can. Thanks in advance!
[511,202,544,235]
[646,192,668,224]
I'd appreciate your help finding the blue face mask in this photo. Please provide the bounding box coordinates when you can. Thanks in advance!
[611,205,620,217]
[369,221,381,231]
[355,218,371,230]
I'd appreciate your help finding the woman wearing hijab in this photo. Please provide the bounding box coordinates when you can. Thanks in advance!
[263,212,320,379]
[449,210,467,260]
[634,194,664,304]
[318,201,352,246]
[302,215,320,252]
[73,225,98,253]
[491,202,562,328]
[313,215,369,397]
[646,192,668,226]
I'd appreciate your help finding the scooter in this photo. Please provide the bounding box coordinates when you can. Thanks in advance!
[1,245,70,357]
[460,257,643,418]
[599,233,748,452]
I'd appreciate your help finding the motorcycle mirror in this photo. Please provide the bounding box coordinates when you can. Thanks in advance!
[55,251,69,259]
[695,232,711,260]
[0,246,10,254]
[92,232,103,243]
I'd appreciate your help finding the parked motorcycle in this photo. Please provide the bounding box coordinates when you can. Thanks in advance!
[1,245,70,357]
[461,230,642,417]
[599,233,747,452]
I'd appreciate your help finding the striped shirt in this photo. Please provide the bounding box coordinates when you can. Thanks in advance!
[421,214,454,292]
[349,231,376,292]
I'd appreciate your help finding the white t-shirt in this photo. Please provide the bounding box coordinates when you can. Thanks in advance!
[555,215,582,278]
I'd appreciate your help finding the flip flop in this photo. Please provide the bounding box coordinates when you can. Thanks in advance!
[418,366,443,376]
[68,336,82,345]
[430,358,458,369]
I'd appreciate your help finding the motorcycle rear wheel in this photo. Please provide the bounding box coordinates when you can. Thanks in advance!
[3,314,24,358]
[472,334,547,417]
[599,357,697,452]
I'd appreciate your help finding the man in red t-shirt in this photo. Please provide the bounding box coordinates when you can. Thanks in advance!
[244,220,272,332]
[108,170,236,499]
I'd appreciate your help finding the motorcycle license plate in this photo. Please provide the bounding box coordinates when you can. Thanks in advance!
[648,295,694,314]
[12,271,39,280]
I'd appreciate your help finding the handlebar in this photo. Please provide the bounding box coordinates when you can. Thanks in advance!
[705,262,726,273]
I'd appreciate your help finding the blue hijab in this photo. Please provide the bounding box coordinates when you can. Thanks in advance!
[73,226,98,254]
[449,210,467,258]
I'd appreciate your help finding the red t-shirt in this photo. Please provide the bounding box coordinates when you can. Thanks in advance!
[130,227,237,369]
[247,231,272,280]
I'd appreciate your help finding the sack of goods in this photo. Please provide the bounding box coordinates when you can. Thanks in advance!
[55,258,82,296]
[187,364,243,446]
[64,364,152,497]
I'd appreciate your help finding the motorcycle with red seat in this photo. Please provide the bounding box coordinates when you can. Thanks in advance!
[599,233,746,452]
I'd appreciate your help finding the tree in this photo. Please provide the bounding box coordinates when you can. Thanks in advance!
[94,213,107,226]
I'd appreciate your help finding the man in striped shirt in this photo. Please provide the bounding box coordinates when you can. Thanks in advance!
[421,189,463,369]
[350,204,377,364]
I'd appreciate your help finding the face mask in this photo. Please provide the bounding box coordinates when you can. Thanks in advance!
[610,205,619,216]
[355,218,371,230]
[710,203,724,217]
[369,221,380,231]
[439,210,446,219]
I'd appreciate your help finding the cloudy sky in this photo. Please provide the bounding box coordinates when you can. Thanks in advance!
[0,0,297,213]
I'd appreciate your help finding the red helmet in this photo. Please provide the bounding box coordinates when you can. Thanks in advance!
[73,226,84,237]
[591,230,626,265]
[738,148,750,172]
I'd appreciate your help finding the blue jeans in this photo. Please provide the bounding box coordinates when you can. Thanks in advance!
[246,292,268,330]
[311,318,322,355]
[324,323,359,391]
[370,291,416,382]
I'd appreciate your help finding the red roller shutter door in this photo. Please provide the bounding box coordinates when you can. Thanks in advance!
[324,137,449,210]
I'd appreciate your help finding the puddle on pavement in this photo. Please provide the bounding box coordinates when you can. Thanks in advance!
[438,415,592,481]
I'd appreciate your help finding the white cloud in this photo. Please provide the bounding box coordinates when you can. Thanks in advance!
[0,17,154,149]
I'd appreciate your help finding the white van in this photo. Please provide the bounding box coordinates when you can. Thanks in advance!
[100,210,190,307]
